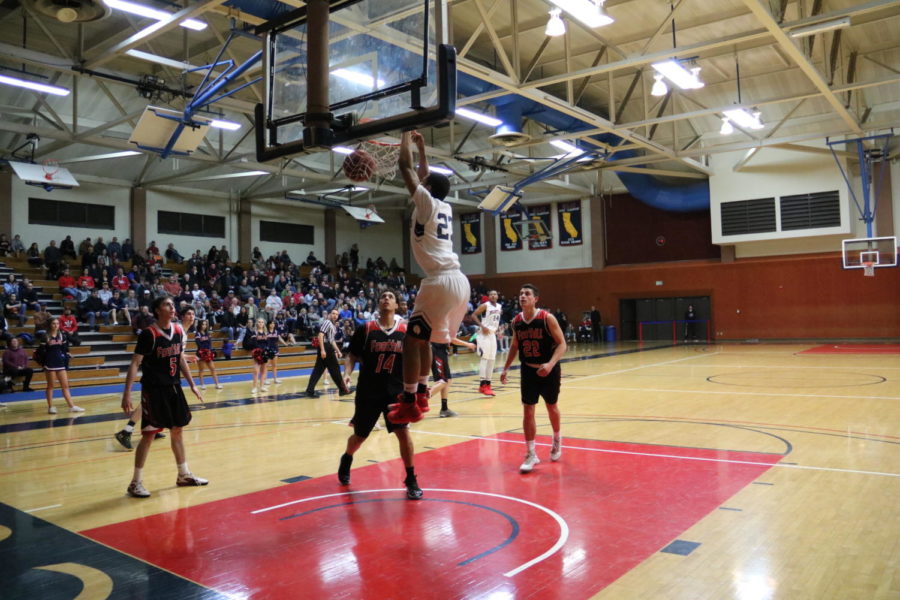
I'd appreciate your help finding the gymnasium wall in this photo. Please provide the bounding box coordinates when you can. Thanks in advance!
[454,211,487,276]
[334,208,405,268]
[495,198,593,273]
[145,189,234,258]
[250,198,325,261]
[482,254,900,340]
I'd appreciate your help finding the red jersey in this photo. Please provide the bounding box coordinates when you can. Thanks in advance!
[59,314,78,333]
[58,275,76,289]
[349,320,405,397]
[112,275,130,291]
[78,275,95,289]
[512,309,557,364]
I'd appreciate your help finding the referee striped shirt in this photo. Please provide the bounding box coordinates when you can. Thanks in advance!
[318,319,337,344]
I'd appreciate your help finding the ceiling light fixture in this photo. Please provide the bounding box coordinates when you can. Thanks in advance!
[102,0,207,30]
[126,49,195,70]
[720,52,764,135]
[545,9,566,37]
[550,139,580,155]
[60,151,142,163]
[651,73,667,96]
[789,16,850,38]
[719,117,734,135]
[651,59,704,91]
[209,119,241,131]
[0,74,70,96]
[548,0,613,28]
[455,107,503,127]
[331,68,385,88]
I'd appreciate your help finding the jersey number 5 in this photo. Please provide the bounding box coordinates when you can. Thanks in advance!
[169,356,178,377]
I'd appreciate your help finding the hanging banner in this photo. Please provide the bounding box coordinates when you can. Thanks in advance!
[460,212,481,254]
[528,204,553,250]
[557,201,583,246]
[500,207,523,251]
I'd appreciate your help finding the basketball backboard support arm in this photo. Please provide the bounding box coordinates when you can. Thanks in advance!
[827,131,893,237]
[254,0,456,163]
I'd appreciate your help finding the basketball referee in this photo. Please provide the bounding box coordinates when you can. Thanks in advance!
[305,309,351,398]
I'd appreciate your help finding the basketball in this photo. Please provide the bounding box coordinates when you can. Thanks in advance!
[342,149,376,182]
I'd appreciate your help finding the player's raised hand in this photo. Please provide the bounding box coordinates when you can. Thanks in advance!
[410,130,424,145]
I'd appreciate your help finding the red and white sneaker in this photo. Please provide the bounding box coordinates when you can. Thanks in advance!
[482,383,496,397]
[416,392,430,413]
[176,473,209,487]
[388,395,423,424]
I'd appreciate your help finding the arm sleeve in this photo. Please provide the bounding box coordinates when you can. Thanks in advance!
[134,329,155,356]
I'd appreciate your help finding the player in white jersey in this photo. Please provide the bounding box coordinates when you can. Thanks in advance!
[388,131,471,425]
[472,290,502,396]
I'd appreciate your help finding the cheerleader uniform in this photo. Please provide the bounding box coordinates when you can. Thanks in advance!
[195,331,215,363]
[250,331,269,364]
[266,331,280,357]
[43,333,69,371]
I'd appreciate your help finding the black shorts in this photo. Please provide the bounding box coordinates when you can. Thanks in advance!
[350,392,407,438]
[520,364,561,406]
[141,384,192,432]
[430,343,452,382]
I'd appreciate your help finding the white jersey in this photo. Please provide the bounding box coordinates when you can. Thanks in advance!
[479,302,502,334]
[411,185,461,277]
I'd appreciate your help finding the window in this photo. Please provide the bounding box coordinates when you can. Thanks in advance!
[780,190,840,231]
[157,210,225,238]
[28,198,115,229]
[720,198,776,236]
[260,220,314,245]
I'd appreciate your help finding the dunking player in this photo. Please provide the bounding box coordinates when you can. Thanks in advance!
[115,306,196,450]
[121,296,207,497]
[338,290,423,499]
[500,284,567,473]
[471,289,503,396]
[389,131,470,424]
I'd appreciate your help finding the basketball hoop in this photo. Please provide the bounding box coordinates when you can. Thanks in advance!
[360,140,400,180]
[42,158,60,181]
[863,261,875,277]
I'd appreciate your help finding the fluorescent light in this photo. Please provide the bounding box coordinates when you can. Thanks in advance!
[126,49,195,70]
[723,108,764,130]
[331,68,385,88]
[651,59,704,90]
[427,165,454,175]
[0,74,70,96]
[550,139,580,154]
[719,117,734,135]
[545,9,566,37]
[103,0,207,30]
[331,146,355,155]
[651,73,667,97]
[549,0,613,28]
[209,119,241,131]
[789,16,850,38]
[60,151,141,164]
[455,107,503,127]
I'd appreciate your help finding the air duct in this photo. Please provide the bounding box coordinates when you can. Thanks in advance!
[489,97,530,146]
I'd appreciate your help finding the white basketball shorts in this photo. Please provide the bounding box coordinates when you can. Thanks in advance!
[476,331,498,361]
[408,270,470,345]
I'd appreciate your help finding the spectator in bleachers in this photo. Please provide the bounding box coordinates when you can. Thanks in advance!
[121,238,134,261]
[98,281,113,305]
[264,288,283,317]
[81,289,111,331]
[33,304,52,341]
[59,307,80,345]
[0,233,10,257]
[106,236,121,260]
[165,243,184,264]
[2,337,34,392]
[78,237,92,256]
[132,305,154,335]
[96,248,111,269]
[3,274,17,297]
[10,234,25,258]
[43,240,62,279]
[77,267,95,290]
[127,264,142,291]
[94,237,106,256]
[19,282,41,327]
[58,235,75,260]
[73,282,90,306]
[58,269,78,299]
[111,267,129,292]
[146,241,162,264]
[218,245,230,264]
[26,243,42,269]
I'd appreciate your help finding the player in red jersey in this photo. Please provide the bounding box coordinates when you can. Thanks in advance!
[500,284,567,473]
[338,290,423,500]
[121,296,206,498]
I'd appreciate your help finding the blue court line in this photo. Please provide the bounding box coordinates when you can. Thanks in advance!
[718,507,743,512]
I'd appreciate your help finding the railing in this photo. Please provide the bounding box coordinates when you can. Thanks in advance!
[638,320,710,345]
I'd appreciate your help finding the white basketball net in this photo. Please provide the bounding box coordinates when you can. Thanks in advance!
[361,140,400,180]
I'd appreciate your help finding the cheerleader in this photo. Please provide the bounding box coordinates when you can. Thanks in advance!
[249,318,270,395]
[41,318,84,414]
[194,319,223,391]
[266,320,286,384]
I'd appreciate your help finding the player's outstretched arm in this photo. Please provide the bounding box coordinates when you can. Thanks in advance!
[121,353,143,414]
[398,131,420,196]
[179,354,203,401]
[412,131,429,181]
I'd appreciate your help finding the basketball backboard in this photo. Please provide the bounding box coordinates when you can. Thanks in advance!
[129,106,211,156]
[6,160,79,189]
[842,236,898,272]
[342,204,385,228]
[255,0,455,162]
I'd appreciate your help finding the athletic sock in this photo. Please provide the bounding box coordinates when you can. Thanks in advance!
[485,359,495,381]
[417,376,428,387]
[526,440,536,453]
[132,467,142,483]
[405,466,415,481]
[177,462,190,476]
[553,431,562,441]
[441,399,448,411]
[417,382,428,395]
[403,383,417,394]
[124,421,135,433]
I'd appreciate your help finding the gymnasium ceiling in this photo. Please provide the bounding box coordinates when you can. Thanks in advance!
[0,0,898,211]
